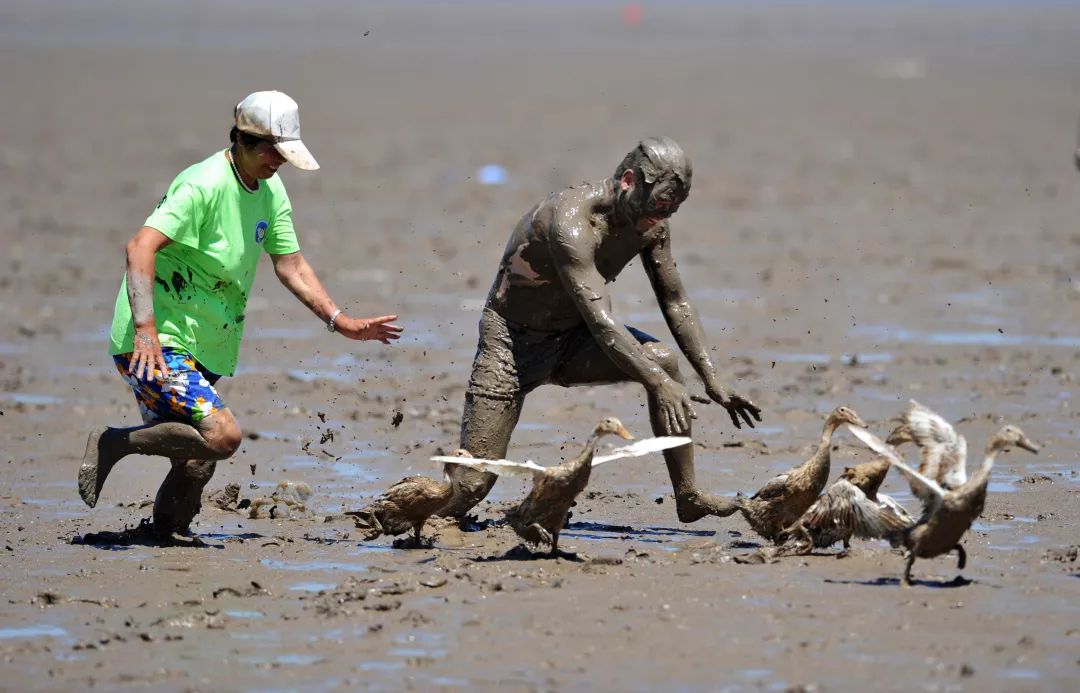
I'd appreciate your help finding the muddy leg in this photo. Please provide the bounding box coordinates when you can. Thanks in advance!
[954,544,967,570]
[154,459,217,535]
[413,524,423,546]
[641,344,739,521]
[150,411,241,534]
[649,398,740,522]
[902,552,916,587]
[79,409,241,508]
[438,392,523,517]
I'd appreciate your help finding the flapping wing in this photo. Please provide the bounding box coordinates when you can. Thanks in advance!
[904,399,968,486]
[592,436,693,466]
[876,492,915,525]
[800,478,912,539]
[846,425,946,508]
[430,455,546,479]
[847,483,916,539]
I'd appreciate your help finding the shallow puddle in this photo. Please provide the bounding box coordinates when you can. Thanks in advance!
[0,393,66,405]
[287,581,338,593]
[0,624,68,640]
[262,559,369,573]
[357,660,405,672]
[850,324,1080,348]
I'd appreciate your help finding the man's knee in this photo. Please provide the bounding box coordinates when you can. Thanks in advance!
[201,412,242,459]
[643,342,681,380]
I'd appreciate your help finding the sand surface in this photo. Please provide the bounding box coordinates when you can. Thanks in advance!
[1,1,1079,689]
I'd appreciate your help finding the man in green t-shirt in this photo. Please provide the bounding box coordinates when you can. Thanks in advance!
[79,91,403,538]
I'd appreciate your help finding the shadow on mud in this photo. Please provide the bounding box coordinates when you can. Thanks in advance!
[69,519,243,550]
[563,521,716,538]
[471,545,587,562]
[824,575,978,588]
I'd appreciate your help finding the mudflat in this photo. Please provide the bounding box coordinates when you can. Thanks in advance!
[1,1,1078,689]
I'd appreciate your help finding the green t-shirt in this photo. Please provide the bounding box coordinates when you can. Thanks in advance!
[109,149,300,376]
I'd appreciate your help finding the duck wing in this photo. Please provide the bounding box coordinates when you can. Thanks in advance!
[430,455,546,479]
[592,436,692,466]
[751,472,791,501]
[846,425,946,514]
[843,482,916,539]
[904,399,968,487]
[876,492,912,518]
[801,479,913,540]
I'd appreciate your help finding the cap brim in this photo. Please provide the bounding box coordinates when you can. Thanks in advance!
[274,140,319,171]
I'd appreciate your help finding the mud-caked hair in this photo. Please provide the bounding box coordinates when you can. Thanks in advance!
[614,136,692,191]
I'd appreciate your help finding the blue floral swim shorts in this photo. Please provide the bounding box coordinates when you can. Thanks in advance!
[113,348,226,424]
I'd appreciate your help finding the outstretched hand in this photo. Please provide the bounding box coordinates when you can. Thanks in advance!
[696,384,763,430]
[334,314,404,344]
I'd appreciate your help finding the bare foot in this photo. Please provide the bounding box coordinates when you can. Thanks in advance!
[675,489,741,523]
[78,426,123,508]
[435,471,497,518]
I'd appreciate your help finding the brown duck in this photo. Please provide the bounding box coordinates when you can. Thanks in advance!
[777,454,914,554]
[347,450,471,546]
[849,423,1039,585]
[733,406,868,544]
[437,417,635,554]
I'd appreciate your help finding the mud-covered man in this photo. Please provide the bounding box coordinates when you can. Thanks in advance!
[440,136,762,522]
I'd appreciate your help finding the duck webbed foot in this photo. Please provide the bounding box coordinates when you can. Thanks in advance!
[901,552,916,587]
[392,533,435,549]
[522,523,553,549]
[675,489,741,522]
[346,510,384,541]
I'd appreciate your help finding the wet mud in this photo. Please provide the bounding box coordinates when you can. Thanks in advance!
[1,1,1079,689]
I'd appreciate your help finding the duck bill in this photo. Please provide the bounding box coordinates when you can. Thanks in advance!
[1018,436,1041,453]
[850,414,870,430]
[615,425,634,440]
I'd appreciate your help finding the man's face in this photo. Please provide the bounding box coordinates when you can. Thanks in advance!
[621,170,688,231]
[246,139,288,179]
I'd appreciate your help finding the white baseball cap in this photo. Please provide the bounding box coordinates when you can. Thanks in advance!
[234,91,319,171]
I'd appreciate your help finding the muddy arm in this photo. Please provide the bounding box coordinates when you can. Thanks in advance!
[642,229,761,429]
[639,228,721,389]
[548,219,671,389]
[547,212,694,433]
[270,251,402,344]
[124,226,173,381]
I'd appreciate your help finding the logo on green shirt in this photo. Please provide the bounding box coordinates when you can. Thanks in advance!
[255,219,268,244]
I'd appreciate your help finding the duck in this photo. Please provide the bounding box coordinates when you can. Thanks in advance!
[346,450,471,546]
[885,400,970,506]
[848,423,1039,585]
[732,406,868,544]
[777,455,914,554]
[434,417,641,555]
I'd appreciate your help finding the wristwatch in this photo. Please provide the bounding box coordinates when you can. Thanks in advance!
[327,309,342,333]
